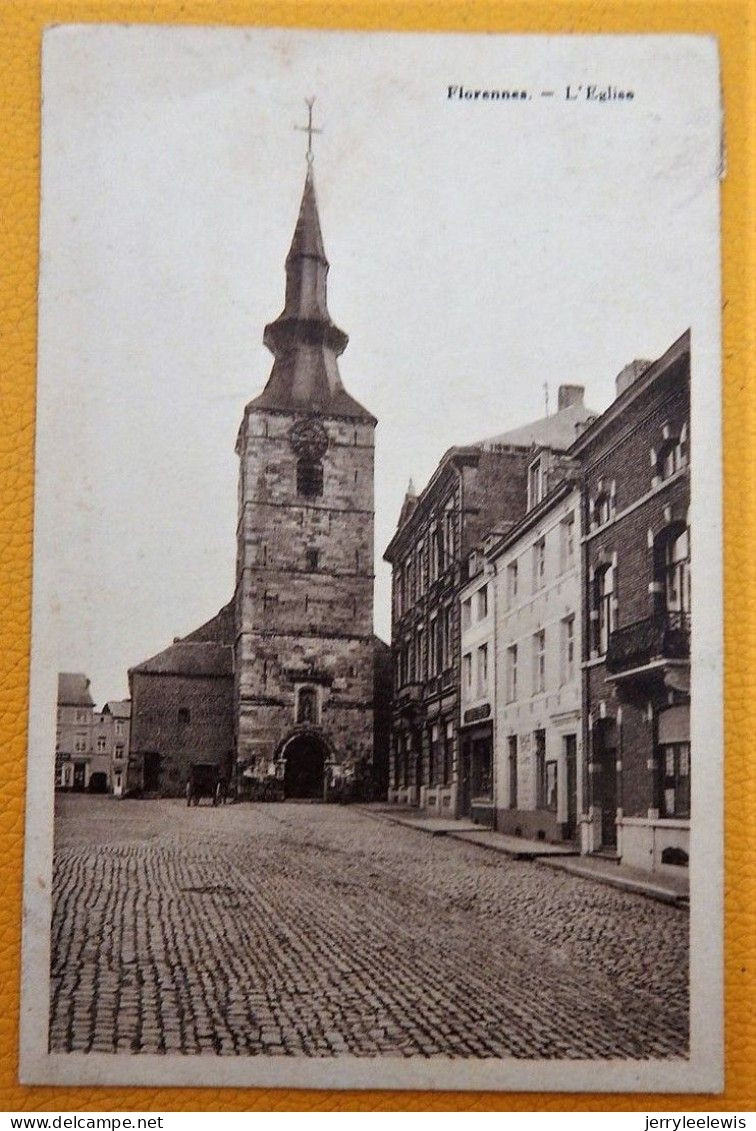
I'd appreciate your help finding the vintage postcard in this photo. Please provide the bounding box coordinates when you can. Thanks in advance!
[21,25,723,1092]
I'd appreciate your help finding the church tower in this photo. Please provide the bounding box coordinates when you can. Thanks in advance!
[234,149,377,798]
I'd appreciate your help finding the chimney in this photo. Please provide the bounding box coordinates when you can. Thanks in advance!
[558,384,584,410]
[615,359,651,397]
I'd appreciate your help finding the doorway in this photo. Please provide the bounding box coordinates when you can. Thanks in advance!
[143,751,162,793]
[72,762,86,791]
[283,734,327,799]
[594,720,617,849]
[564,734,578,840]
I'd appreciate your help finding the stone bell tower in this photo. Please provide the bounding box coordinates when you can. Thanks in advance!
[233,147,377,798]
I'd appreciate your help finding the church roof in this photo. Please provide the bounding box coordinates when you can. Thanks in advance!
[248,166,376,424]
[130,641,232,679]
[286,168,327,264]
[129,602,234,679]
[57,673,94,707]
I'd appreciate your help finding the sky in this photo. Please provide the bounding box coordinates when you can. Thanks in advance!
[34,26,720,703]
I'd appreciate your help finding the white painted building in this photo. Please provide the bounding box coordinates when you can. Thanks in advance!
[458,548,496,825]
[486,466,585,845]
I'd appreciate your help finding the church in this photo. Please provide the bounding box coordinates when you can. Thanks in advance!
[128,144,391,801]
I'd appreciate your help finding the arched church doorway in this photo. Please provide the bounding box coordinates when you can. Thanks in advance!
[282,733,328,800]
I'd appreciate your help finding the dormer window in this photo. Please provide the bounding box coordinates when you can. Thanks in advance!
[528,456,545,509]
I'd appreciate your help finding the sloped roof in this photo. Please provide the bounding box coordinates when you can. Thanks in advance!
[103,699,131,719]
[58,673,94,707]
[479,400,597,452]
[130,640,232,678]
[129,602,234,679]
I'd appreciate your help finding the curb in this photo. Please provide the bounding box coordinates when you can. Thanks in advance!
[355,806,689,907]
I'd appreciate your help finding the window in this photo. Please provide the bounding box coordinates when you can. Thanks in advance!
[477,584,489,620]
[114,744,124,761]
[177,708,190,726]
[462,597,472,630]
[429,723,440,786]
[528,457,544,509]
[544,761,558,811]
[664,528,691,616]
[415,627,425,682]
[534,729,547,807]
[306,548,320,571]
[594,564,615,655]
[533,630,546,694]
[463,652,472,691]
[297,458,323,498]
[477,643,488,697]
[74,734,87,753]
[407,635,416,682]
[442,604,453,670]
[506,560,518,608]
[96,735,107,753]
[76,710,88,723]
[297,686,318,725]
[444,507,455,562]
[593,492,612,528]
[421,539,429,591]
[435,524,445,575]
[533,538,546,591]
[660,742,690,818]
[115,720,124,736]
[561,615,575,684]
[443,720,454,785]
[508,736,518,808]
[429,616,438,675]
[658,436,686,480]
[561,513,576,571]
[506,645,518,702]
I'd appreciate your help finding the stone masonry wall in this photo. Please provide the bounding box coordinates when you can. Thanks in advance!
[235,408,376,770]
[129,672,234,796]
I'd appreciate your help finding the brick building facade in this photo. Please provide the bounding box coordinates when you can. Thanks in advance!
[128,164,389,800]
[384,388,595,817]
[571,332,691,872]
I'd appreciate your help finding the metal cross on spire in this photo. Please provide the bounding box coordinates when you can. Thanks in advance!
[295,97,322,165]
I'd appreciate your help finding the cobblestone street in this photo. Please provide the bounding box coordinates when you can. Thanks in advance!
[50,795,689,1059]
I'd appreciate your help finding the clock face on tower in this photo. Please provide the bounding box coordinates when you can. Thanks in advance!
[290,418,329,460]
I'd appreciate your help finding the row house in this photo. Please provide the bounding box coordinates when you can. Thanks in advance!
[571,332,691,872]
[384,386,595,817]
[55,673,131,794]
[480,468,584,844]
[456,330,691,875]
[96,700,132,796]
[55,673,97,791]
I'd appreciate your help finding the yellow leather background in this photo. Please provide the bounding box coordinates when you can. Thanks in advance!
[1,0,752,1112]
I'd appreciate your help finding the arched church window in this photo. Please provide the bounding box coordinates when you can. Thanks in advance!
[297,686,318,725]
[297,458,323,498]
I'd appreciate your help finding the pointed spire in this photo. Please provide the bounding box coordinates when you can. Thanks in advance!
[250,161,375,423]
[407,477,416,498]
[286,165,327,266]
